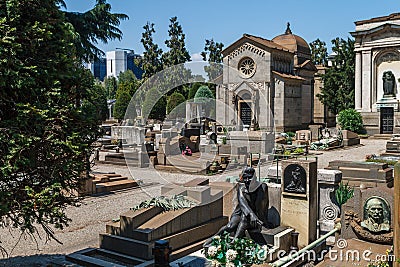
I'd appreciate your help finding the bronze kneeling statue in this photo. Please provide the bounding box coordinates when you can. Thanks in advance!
[205,167,269,245]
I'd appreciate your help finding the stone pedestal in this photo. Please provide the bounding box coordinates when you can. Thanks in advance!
[280,159,318,248]
[317,169,342,243]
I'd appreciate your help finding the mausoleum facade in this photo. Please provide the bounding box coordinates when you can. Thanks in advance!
[352,13,400,134]
[216,24,317,132]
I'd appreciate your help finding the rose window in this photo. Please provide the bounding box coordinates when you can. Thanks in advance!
[239,57,256,78]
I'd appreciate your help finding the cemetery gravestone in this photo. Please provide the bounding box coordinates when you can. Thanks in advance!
[280,159,318,247]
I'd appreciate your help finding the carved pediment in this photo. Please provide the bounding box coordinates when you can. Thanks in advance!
[228,43,266,60]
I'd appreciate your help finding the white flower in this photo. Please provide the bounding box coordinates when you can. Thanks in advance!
[208,246,218,257]
[211,260,220,267]
[226,249,237,261]
[261,245,269,251]
[226,262,235,267]
[213,235,221,241]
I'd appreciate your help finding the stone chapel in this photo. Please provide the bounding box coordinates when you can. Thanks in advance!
[216,24,317,132]
[352,13,400,134]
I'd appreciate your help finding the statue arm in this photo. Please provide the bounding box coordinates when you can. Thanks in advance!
[237,185,260,222]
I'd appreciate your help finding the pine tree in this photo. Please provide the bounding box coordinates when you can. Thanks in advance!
[141,22,163,80]
[162,16,191,67]
[0,0,108,244]
[63,0,128,61]
[201,39,224,80]
[161,16,192,98]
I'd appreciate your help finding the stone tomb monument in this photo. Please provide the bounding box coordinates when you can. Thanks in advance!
[341,186,394,244]
[66,179,229,266]
[280,159,318,247]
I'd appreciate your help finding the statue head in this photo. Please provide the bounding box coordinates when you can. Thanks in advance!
[365,198,384,223]
[383,71,394,82]
[239,166,255,188]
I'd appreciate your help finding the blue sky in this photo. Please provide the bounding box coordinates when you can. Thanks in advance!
[64,0,400,60]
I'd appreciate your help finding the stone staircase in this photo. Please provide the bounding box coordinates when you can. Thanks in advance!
[370,134,392,140]
[91,173,139,194]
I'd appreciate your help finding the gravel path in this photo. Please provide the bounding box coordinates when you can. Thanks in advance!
[0,138,388,266]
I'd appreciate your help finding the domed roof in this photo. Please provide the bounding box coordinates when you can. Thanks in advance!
[272,23,311,58]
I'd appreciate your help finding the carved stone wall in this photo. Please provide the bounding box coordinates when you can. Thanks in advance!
[317,169,342,243]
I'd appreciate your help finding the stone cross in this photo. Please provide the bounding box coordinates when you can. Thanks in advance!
[395,164,400,267]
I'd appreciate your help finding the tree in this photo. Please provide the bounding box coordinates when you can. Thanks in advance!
[188,82,203,100]
[309,39,328,66]
[194,85,214,100]
[0,0,111,246]
[142,87,166,121]
[113,70,139,120]
[161,16,192,97]
[117,70,139,96]
[104,76,118,99]
[63,0,128,61]
[141,22,163,80]
[201,39,224,80]
[167,92,186,119]
[114,90,132,120]
[317,38,355,115]
[162,16,191,67]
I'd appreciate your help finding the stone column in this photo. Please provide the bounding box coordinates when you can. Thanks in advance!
[355,52,362,111]
[362,50,372,112]
[394,163,400,267]
[317,169,342,243]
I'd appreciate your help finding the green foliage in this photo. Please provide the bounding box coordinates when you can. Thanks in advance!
[104,76,118,99]
[365,158,397,166]
[201,39,224,80]
[113,70,140,120]
[63,0,128,61]
[194,85,214,101]
[117,70,139,96]
[142,87,166,121]
[114,90,132,120]
[203,232,270,266]
[309,39,328,66]
[131,195,195,212]
[337,108,364,134]
[167,92,186,119]
[317,38,355,115]
[0,0,107,244]
[335,182,354,207]
[188,82,203,99]
[293,147,305,154]
[141,22,163,80]
[161,16,192,97]
[162,16,191,67]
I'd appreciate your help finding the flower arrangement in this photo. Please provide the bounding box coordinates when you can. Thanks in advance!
[203,233,270,266]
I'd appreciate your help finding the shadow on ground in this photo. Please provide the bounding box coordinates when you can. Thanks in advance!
[0,254,66,267]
